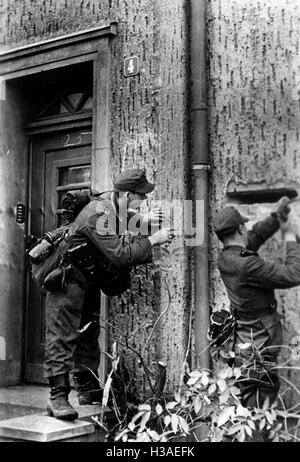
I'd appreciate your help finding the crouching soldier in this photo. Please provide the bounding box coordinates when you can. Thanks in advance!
[212,198,300,408]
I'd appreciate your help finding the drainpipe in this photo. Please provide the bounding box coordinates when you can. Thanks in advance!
[191,0,210,369]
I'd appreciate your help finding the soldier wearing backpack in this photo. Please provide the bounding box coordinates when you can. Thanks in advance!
[40,169,174,420]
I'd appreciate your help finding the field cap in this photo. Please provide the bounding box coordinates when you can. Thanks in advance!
[213,206,249,238]
[113,169,155,194]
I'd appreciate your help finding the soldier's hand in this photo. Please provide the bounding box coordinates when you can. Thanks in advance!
[143,207,166,226]
[272,196,291,222]
[148,227,175,246]
[280,212,299,240]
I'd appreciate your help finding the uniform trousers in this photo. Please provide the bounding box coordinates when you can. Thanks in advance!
[234,312,282,407]
[44,281,100,378]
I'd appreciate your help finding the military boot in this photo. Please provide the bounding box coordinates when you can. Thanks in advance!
[47,373,79,421]
[73,370,103,405]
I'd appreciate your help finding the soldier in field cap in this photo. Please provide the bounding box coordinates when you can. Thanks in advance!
[212,198,300,409]
[44,168,174,421]
[213,206,249,239]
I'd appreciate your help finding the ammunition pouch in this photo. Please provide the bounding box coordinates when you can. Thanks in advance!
[69,264,89,289]
[97,261,131,296]
[64,239,131,295]
[43,264,89,291]
[65,241,97,284]
[43,266,67,292]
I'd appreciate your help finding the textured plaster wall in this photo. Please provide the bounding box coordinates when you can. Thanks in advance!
[0,84,27,385]
[0,0,190,394]
[207,0,300,402]
[107,0,190,395]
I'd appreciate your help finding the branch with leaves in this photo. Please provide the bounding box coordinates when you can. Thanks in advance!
[92,338,300,443]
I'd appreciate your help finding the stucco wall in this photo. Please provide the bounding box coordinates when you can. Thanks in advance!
[0,84,27,386]
[0,0,190,394]
[108,0,190,395]
[207,0,300,403]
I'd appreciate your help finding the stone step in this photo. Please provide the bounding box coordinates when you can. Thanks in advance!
[0,414,95,442]
[0,385,113,442]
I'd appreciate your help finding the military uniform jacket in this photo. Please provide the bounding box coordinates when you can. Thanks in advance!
[218,215,300,358]
[218,215,300,316]
[67,191,153,269]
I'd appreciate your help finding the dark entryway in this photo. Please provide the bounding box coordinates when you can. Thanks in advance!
[20,62,94,383]
[25,128,92,383]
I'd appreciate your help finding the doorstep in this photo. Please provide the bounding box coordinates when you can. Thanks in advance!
[0,385,113,442]
[0,414,96,442]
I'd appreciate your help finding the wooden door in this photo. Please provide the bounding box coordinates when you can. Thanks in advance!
[25,129,92,383]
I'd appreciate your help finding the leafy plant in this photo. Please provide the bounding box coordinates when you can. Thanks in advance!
[90,252,300,442]
[90,334,300,443]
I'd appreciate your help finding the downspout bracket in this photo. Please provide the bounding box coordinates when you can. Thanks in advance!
[193,164,211,172]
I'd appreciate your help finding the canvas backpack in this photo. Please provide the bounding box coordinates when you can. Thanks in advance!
[27,190,91,290]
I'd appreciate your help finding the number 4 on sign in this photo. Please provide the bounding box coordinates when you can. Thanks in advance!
[124,56,139,77]
[127,59,135,74]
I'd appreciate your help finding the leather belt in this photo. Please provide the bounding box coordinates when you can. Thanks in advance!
[233,301,277,320]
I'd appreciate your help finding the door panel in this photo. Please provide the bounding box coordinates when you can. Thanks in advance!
[25,129,92,383]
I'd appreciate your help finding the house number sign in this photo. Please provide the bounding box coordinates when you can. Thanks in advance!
[124,56,139,77]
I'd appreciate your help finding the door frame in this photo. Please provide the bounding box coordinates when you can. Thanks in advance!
[0,24,116,386]
[0,22,116,191]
